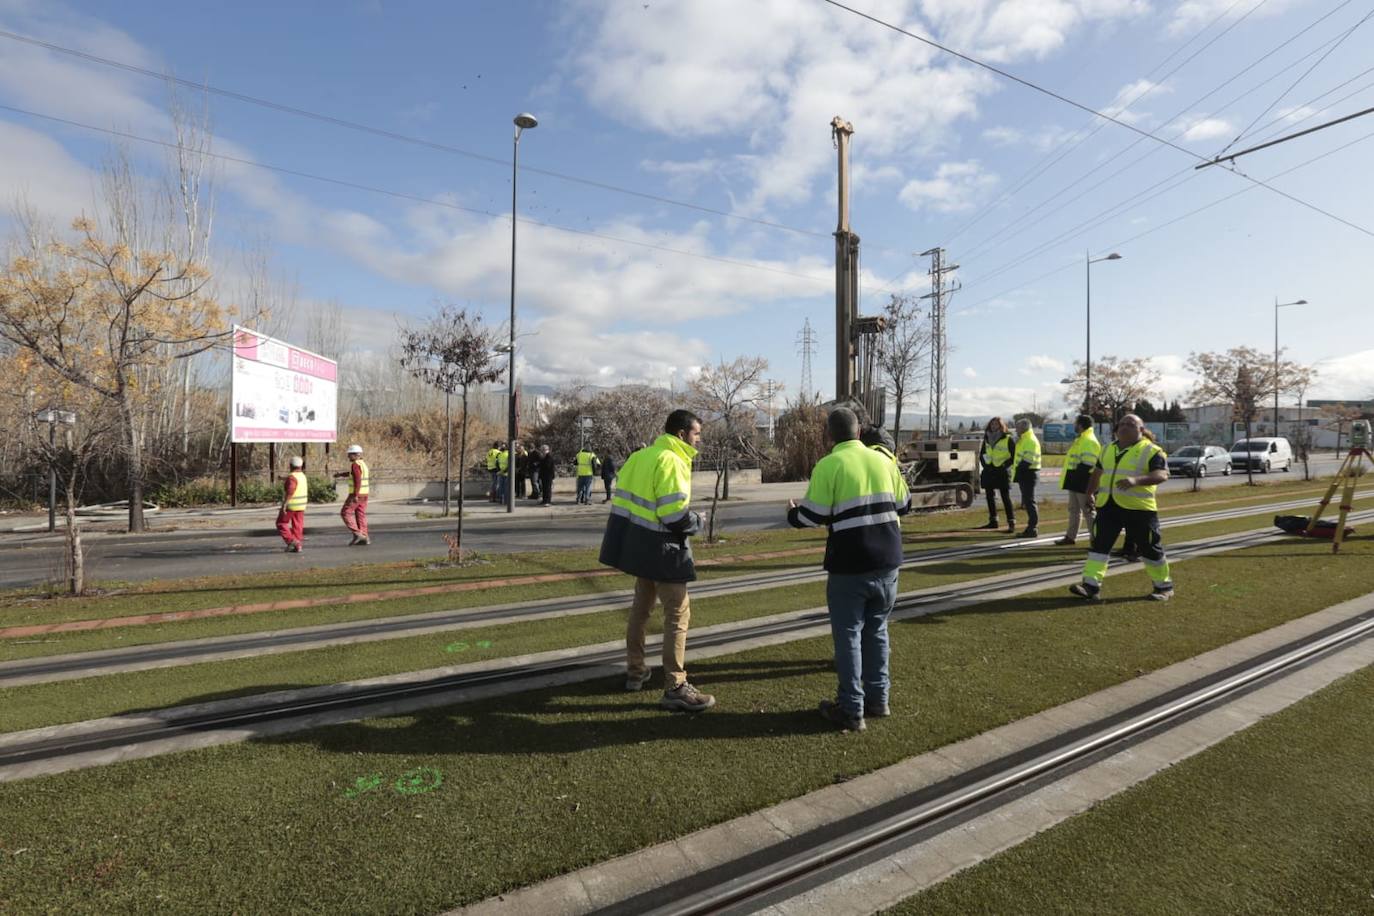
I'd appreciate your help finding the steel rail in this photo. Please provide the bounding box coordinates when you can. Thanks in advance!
[0,492,1338,686]
[634,598,1374,915]
[4,510,1362,773]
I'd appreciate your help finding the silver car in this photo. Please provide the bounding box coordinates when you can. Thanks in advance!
[1166,445,1232,478]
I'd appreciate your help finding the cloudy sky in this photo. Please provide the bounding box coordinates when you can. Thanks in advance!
[0,0,1371,418]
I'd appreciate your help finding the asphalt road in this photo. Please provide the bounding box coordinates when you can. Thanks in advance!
[0,453,1343,590]
[0,498,799,589]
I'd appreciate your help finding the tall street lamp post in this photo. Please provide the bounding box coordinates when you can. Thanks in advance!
[508,112,537,514]
[1274,297,1307,433]
[35,408,76,532]
[1084,251,1122,417]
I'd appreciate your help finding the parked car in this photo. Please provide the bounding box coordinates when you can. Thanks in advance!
[1229,437,1294,473]
[1166,445,1232,478]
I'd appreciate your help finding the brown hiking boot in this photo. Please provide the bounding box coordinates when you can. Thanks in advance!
[818,698,865,732]
[660,681,715,712]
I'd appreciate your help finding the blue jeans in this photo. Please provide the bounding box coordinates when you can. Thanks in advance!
[825,567,899,717]
[576,475,594,504]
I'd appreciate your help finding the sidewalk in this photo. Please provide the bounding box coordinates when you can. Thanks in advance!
[0,478,811,547]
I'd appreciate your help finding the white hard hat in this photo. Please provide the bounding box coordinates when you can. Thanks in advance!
[347,444,363,455]
[289,456,304,468]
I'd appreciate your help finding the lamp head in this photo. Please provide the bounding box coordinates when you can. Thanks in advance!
[514,113,538,130]
[1104,252,1122,260]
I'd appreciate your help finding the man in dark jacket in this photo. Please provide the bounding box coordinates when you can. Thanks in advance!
[537,444,555,506]
[599,452,618,502]
[599,409,714,712]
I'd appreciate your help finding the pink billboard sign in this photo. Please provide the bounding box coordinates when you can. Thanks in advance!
[230,326,339,444]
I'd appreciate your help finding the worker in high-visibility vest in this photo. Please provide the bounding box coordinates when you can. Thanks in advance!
[575,446,599,505]
[495,445,510,505]
[486,442,502,502]
[1070,413,1174,601]
[1012,418,1043,538]
[1056,415,1101,546]
[788,407,912,731]
[978,417,1016,533]
[276,455,308,553]
[599,409,714,712]
[333,444,370,546]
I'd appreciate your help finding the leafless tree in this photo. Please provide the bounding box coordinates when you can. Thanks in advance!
[688,355,768,541]
[1062,355,1161,422]
[878,294,929,445]
[398,305,505,558]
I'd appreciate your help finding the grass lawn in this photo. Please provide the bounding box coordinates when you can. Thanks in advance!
[0,534,1370,914]
[0,478,1342,662]
[893,663,1374,915]
[3,502,1367,734]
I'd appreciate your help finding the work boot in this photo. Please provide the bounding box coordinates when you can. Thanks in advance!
[290,542,303,553]
[1006,521,1016,534]
[864,701,891,718]
[975,520,999,530]
[818,699,866,732]
[357,536,370,546]
[1054,537,1075,546]
[1148,588,1174,602]
[625,667,653,692]
[1016,528,1039,538]
[1068,583,1101,601]
[348,534,360,546]
[660,681,715,712]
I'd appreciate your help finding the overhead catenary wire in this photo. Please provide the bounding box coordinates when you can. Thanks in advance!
[0,103,836,287]
[0,28,832,242]
[821,0,1374,239]
[1196,103,1374,168]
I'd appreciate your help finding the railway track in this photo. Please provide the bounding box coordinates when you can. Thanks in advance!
[3,506,1366,781]
[0,492,1342,688]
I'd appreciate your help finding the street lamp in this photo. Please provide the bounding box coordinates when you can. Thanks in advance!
[507,112,537,514]
[1085,251,1122,417]
[35,408,76,532]
[1274,297,1307,433]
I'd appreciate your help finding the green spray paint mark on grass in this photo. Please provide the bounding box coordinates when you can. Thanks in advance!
[445,639,493,653]
[393,767,443,796]
[342,773,383,799]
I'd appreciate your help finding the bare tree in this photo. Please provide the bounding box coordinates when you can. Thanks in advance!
[1186,346,1313,485]
[689,355,768,541]
[1062,355,1162,422]
[878,293,929,445]
[398,305,504,558]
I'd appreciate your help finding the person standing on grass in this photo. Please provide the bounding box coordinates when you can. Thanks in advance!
[276,455,308,553]
[1056,414,1100,546]
[1012,417,1043,538]
[600,409,715,713]
[1070,414,1174,602]
[978,417,1016,533]
[788,407,911,732]
[333,444,370,546]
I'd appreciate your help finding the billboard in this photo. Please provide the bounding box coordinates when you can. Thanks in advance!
[1042,422,1075,443]
[230,326,337,443]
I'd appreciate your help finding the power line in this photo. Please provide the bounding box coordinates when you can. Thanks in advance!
[822,0,1374,239]
[1196,104,1374,168]
[0,28,831,241]
[0,103,836,287]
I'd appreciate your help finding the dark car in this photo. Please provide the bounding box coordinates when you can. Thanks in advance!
[1166,445,1232,478]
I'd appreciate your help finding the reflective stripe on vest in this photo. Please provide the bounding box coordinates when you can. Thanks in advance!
[352,459,369,496]
[1060,430,1102,487]
[982,435,1012,468]
[870,444,898,465]
[610,435,695,532]
[795,440,911,530]
[285,470,308,511]
[1096,440,1165,511]
[1014,430,1042,471]
[576,451,597,476]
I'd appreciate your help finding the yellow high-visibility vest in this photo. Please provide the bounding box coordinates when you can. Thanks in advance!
[1060,430,1101,488]
[285,470,308,511]
[1096,440,1167,511]
[982,434,1012,468]
[351,459,370,496]
[1014,429,1042,471]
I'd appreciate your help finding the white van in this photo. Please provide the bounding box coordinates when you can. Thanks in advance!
[1229,437,1293,473]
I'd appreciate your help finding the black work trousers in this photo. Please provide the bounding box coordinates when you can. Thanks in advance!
[1089,500,1165,562]
[1018,477,1039,530]
[985,483,1014,525]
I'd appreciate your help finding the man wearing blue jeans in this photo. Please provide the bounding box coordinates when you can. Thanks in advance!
[788,407,911,731]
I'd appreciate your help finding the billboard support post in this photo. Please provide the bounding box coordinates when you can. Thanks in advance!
[230,444,238,508]
[269,443,276,483]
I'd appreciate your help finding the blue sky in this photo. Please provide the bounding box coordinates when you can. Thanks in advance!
[0,0,1370,418]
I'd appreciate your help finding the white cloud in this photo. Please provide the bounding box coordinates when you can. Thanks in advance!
[1166,0,1302,36]
[947,384,1064,418]
[1102,78,1170,125]
[0,120,98,218]
[899,161,998,213]
[1023,354,1067,374]
[567,0,1143,212]
[981,124,1073,151]
[1310,350,1374,400]
[1179,116,1235,143]
[963,366,979,379]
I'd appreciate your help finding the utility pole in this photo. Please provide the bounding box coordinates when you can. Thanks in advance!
[832,116,859,402]
[796,318,817,402]
[760,379,783,443]
[920,247,959,437]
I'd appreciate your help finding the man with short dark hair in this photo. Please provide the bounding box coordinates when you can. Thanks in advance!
[600,408,714,712]
[789,407,912,731]
[1056,415,1100,546]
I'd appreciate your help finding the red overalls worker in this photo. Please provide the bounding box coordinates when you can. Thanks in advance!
[335,444,371,546]
[277,456,308,552]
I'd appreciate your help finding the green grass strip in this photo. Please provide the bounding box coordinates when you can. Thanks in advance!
[0,535,1369,913]
[892,663,1374,915]
[0,478,1344,663]
[2,503,1363,735]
